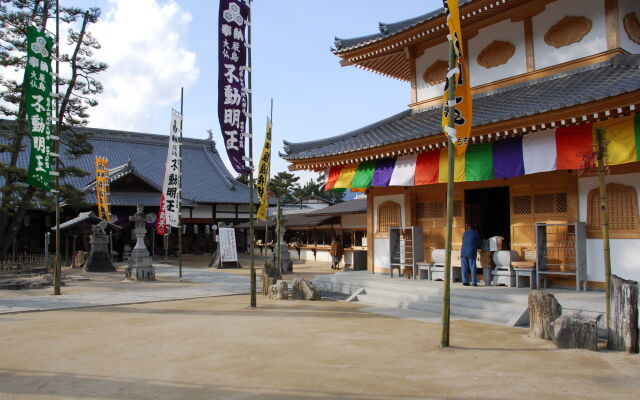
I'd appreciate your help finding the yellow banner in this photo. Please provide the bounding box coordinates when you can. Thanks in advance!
[441,0,473,155]
[95,157,111,222]
[256,119,272,221]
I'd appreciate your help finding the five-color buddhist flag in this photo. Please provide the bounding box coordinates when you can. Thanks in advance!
[256,118,272,221]
[441,0,473,155]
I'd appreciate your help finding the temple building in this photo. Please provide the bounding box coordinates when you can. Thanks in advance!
[1,121,255,258]
[283,0,640,286]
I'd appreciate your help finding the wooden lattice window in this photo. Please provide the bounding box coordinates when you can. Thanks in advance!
[453,200,463,217]
[416,201,444,219]
[513,195,532,215]
[587,184,640,239]
[377,201,401,233]
[534,193,568,214]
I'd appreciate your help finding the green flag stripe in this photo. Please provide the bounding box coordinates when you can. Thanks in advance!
[635,113,640,162]
[465,142,494,181]
[351,160,376,188]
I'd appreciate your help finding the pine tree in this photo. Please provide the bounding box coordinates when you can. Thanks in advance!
[0,0,107,258]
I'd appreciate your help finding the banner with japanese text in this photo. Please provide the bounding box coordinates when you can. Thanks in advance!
[159,110,182,230]
[218,0,250,174]
[256,118,271,220]
[441,0,473,155]
[95,157,111,221]
[25,26,53,190]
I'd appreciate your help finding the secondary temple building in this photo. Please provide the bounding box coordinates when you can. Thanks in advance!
[282,0,640,287]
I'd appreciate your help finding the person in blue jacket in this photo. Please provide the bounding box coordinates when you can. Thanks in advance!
[460,224,482,286]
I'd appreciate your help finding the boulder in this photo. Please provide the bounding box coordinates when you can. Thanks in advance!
[261,260,282,296]
[608,275,639,353]
[292,279,320,300]
[552,312,599,351]
[528,290,562,340]
[72,251,89,268]
[268,281,288,300]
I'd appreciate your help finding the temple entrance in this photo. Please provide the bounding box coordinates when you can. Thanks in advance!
[464,186,511,248]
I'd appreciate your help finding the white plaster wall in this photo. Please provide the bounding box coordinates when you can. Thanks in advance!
[372,194,405,271]
[619,0,640,54]
[191,205,212,219]
[216,212,236,218]
[533,0,607,70]
[468,19,527,87]
[578,173,640,282]
[341,214,366,229]
[415,41,449,102]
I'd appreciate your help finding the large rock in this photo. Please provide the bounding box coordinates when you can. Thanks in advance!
[552,312,599,351]
[291,279,320,300]
[528,290,562,340]
[268,281,288,300]
[72,251,89,268]
[608,275,639,353]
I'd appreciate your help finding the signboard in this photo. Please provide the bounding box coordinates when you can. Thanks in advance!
[218,0,251,174]
[25,26,54,190]
[219,227,238,262]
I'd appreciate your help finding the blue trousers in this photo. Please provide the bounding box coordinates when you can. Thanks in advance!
[461,256,477,284]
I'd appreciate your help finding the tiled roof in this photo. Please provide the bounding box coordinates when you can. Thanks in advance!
[333,0,474,53]
[0,123,256,205]
[235,213,336,229]
[283,55,640,160]
[83,191,194,208]
[307,199,367,216]
[50,211,121,231]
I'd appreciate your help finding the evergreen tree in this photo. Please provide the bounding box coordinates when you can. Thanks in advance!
[0,0,107,258]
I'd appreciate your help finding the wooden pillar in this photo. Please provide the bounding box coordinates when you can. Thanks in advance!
[367,191,374,273]
[524,16,535,72]
[605,0,620,50]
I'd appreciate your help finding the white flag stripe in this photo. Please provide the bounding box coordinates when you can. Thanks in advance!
[523,129,557,175]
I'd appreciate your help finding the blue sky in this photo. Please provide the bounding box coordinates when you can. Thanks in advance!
[60,0,443,182]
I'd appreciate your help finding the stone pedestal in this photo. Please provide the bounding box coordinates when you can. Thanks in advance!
[272,244,293,274]
[84,221,115,272]
[125,205,155,281]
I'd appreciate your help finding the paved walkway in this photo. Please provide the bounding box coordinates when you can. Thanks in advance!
[0,265,257,314]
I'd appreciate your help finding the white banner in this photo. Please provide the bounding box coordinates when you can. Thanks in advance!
[161,109,182,228]
[219,227,238,262]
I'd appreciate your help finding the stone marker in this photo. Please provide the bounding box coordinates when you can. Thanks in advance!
[269,281,288,300]
[84,219,115,272]
[125,205,155,281]
[551,312,600,351]
[608,275,639,353]
[528,290,562,340]
[291,279,320,300]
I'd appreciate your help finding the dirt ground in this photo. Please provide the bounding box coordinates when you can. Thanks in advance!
[0,295,638,400]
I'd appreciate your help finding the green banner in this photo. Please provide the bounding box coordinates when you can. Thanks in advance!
[24,26,53,191]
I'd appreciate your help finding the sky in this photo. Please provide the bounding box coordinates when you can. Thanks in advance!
[54,0,443,183]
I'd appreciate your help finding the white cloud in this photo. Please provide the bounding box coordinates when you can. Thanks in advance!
[87,0,199,131]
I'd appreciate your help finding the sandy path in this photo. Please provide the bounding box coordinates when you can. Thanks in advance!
[0,295,638,400]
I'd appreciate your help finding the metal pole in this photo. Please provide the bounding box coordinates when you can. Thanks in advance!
[247,1,256,307]
[441,41,457,348]
[53,0,62,295]
[179,87,184,280]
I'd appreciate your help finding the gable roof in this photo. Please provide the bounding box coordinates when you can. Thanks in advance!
[283,54,640,161]
[0,122,256,205]
[307,198,367,216]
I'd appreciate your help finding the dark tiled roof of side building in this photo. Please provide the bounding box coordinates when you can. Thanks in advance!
[307,199,367,216]
[283,54,640,160]
[0,123,256,205]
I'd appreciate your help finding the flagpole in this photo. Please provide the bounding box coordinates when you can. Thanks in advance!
[53,0,62,295]
[179,87,184,281]
[440,41,456,348]
[247,1,256,307]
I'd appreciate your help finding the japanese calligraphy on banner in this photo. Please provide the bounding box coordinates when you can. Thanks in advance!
[441,0,473,155]
[159,110,182,230]
[95,157,111,222]
[25,26,53,190]
[256,118,272,221]
[218,0,251,174]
